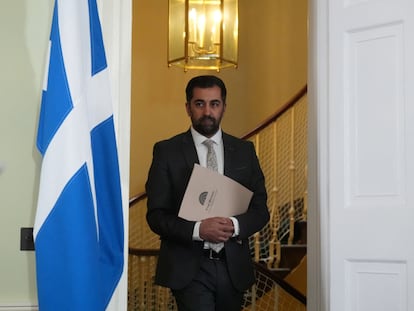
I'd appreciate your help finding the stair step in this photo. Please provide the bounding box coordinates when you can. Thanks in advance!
[293,221,307,244]
[271,267,291,279]
[279,244,307,271]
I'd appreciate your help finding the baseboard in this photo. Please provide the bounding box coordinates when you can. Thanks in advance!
[0,305,38,311]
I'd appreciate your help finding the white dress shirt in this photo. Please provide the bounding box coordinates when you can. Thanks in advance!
[189,127,240,248]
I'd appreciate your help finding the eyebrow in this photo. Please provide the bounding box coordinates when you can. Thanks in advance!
[193,99,222,103]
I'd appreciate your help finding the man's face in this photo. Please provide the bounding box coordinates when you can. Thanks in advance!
[186,86,226,137]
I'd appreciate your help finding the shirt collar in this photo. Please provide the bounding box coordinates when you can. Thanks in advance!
[190,126,222,146]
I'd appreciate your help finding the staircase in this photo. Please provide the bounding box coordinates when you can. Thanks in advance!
[274,221,307,294]
[245,220,307,310]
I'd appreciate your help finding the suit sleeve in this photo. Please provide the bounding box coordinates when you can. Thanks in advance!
[145,142,196,244]
[233,142,270,239]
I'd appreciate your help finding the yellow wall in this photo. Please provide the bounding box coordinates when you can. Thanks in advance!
[130,0,308,195]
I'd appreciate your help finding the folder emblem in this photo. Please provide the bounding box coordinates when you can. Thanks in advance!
[199,192,208,205]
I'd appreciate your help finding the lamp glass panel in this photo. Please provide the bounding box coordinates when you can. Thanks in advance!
[222,0,238,63]
[188,0,221,60]
[169,0,186,62]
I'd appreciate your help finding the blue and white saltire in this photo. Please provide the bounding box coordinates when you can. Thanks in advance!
[34,0,124,310]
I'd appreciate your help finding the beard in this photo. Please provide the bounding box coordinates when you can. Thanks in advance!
[192,115,221,137]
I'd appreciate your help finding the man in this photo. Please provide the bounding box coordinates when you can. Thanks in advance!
[146,75,270,311]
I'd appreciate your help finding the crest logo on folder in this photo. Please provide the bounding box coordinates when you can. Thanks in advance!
[199,192,208,205]
[197,190,217,212]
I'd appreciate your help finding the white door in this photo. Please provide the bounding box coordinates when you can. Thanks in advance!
[308,0,414,310]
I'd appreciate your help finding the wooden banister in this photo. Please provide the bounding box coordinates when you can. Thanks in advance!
[242,85,307,140]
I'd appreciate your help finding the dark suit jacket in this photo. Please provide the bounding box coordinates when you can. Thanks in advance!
[145,130,270,291]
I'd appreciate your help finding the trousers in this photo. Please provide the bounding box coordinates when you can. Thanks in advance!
[172,253,244,311]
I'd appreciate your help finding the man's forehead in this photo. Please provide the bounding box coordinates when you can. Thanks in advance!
[192,86,222,99]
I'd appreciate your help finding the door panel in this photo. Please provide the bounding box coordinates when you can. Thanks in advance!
[309,0,414,310]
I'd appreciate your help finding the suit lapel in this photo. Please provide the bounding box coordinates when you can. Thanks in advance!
[223,133,237,178]
[181,130,199,170]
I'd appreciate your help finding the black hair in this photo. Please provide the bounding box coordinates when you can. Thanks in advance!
[185,75,227,104]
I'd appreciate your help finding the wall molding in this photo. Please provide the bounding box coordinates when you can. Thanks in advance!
[0,305,38,311]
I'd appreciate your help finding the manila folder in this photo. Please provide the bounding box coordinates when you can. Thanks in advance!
[178,164,253,221]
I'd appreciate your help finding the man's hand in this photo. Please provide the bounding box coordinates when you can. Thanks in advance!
[199,217,234,243]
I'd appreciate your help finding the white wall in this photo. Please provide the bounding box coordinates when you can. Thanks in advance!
[0,0,53,307]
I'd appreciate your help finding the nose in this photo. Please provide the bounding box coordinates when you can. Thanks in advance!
[202,104,211,116]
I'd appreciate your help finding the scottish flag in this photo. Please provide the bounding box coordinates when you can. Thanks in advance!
[34,0,124,310]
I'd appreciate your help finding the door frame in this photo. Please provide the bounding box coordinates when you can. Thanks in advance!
[103,0,327,309]
[308,0,329,310]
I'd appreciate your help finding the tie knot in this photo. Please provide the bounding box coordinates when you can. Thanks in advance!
[203,139,215,149]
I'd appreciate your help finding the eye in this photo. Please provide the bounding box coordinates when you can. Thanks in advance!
[194,100,205,107]
[210,100,221,107]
